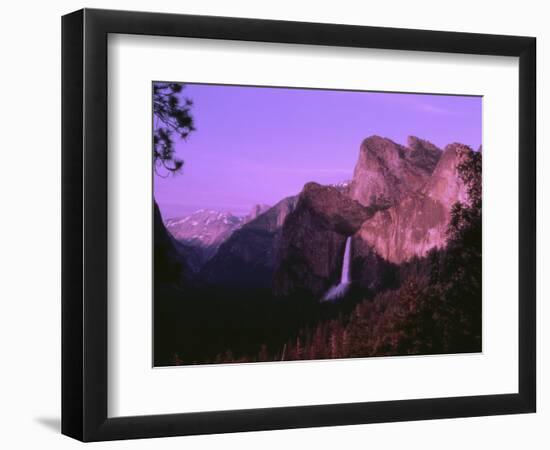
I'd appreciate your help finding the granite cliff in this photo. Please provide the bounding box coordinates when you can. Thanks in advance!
[273,182,376,297]
[356,142,475,263]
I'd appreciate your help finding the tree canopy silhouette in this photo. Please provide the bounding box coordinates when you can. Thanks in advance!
[153,82,195,175]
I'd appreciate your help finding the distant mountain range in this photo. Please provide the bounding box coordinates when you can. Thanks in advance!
[165,209,243,250]
[164,203,274,263]
[200,195,298,288]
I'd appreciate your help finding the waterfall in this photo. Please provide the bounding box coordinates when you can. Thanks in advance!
[340,236,352,284]
[322,237,352,302]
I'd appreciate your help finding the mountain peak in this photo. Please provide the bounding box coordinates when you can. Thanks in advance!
[245,203,271,223]
[165,209,243,248]
[350,136,426,209]
[406,135,439,151]
[357,140,476,263]
[406,135,442,173]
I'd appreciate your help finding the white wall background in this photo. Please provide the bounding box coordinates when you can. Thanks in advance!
[0,0,546,448]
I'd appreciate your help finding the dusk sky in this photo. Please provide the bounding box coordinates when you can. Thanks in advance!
[154,83,482,219]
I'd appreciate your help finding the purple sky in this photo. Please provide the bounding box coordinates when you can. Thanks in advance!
[154,83,482,219]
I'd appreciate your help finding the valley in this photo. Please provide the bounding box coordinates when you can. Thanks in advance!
[153,135,482,366]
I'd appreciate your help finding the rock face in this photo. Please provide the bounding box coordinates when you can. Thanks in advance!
[356,193,448,263]
[350,235,396,291]
[349,136,441,209]
[244,204,271,223]
[424,143,469,206]
[297,182,377,234]
[199,196,297,288]
[273,183,376,297]
[355,143,474,263]
[406,136,443,174]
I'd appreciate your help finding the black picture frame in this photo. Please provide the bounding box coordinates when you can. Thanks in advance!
[62,8,536,442]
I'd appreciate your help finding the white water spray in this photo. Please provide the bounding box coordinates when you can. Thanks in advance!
[322,237,352,302]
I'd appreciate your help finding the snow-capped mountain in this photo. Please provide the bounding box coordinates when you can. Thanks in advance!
[165,209,243,249]
[330,180,352,194]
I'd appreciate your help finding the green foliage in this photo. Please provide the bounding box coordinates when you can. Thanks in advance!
[153,82,195,175]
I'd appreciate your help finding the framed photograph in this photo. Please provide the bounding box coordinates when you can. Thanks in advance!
[62,8,536,441]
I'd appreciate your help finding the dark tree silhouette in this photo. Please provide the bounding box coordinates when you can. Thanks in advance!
[153,82,195,175]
